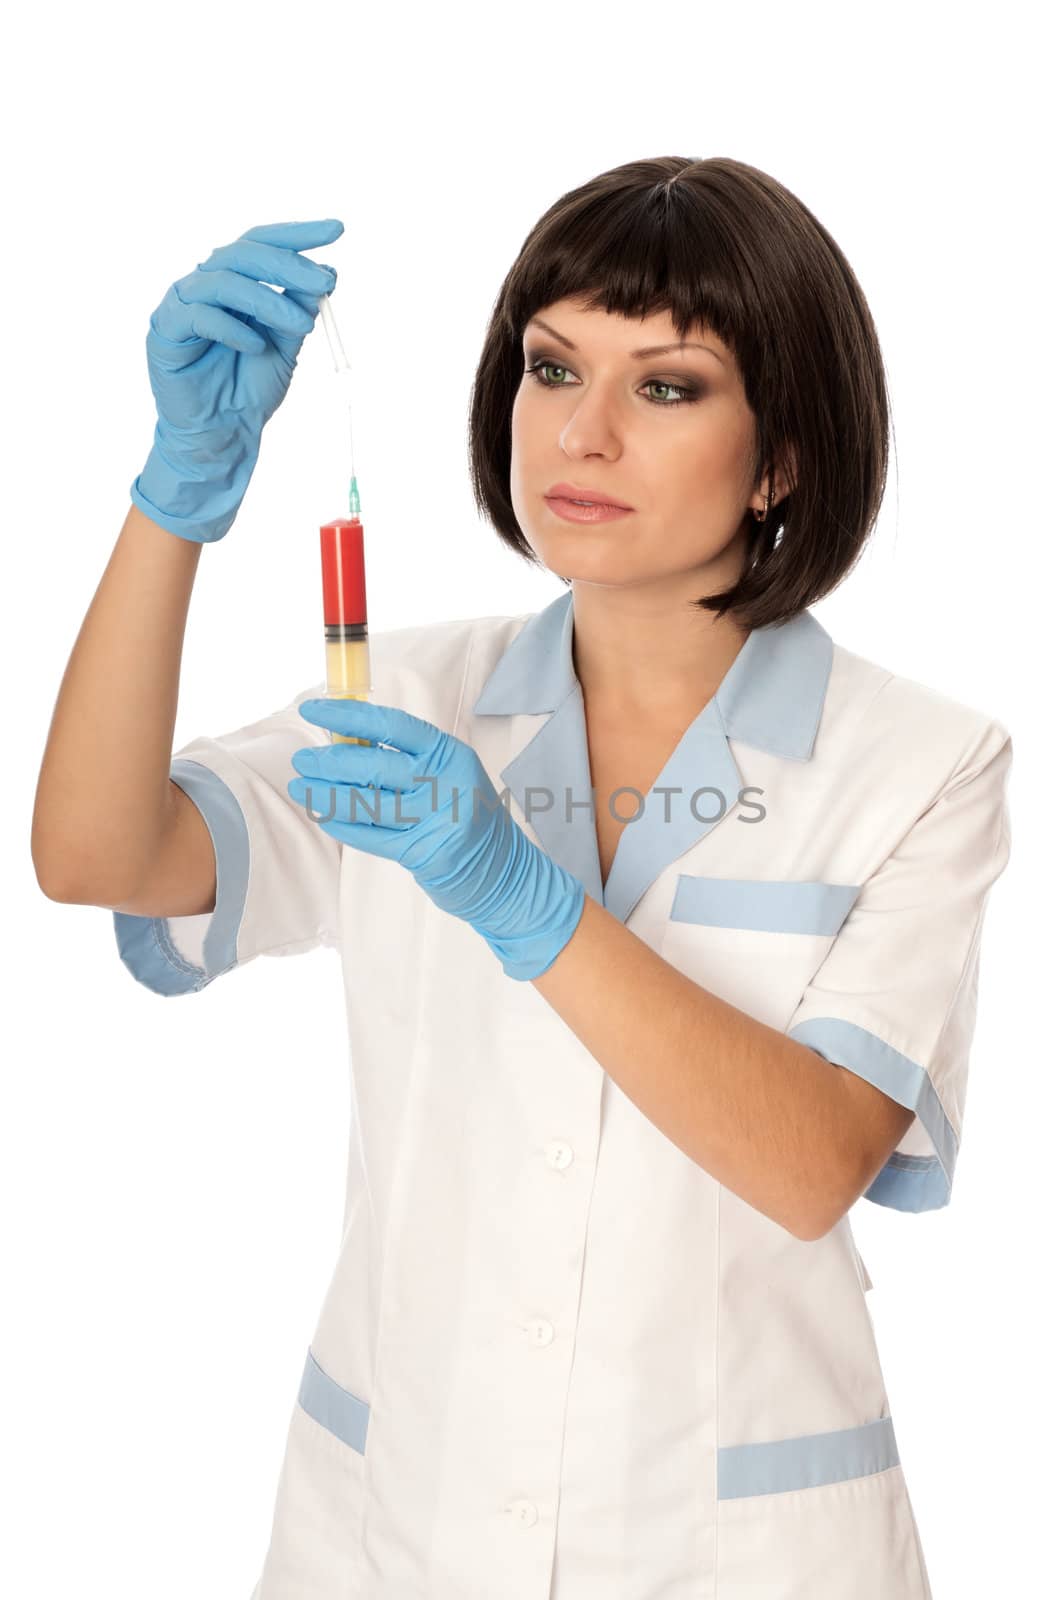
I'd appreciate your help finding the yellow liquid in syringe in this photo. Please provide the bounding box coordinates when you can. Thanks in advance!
[325,635,373,747]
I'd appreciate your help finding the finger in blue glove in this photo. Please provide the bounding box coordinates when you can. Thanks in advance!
[288,697,585,980]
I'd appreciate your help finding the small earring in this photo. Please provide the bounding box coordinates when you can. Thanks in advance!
[753,486,773,524]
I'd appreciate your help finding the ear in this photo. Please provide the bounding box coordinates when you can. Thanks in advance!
[768,442,799,503]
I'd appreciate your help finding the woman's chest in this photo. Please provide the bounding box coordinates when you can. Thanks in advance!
[585,715,688,887]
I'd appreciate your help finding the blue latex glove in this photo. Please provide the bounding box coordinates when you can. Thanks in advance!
[131,218,344,544]
[288,698,587,981]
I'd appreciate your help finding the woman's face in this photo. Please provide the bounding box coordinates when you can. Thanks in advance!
[511,296,767,591]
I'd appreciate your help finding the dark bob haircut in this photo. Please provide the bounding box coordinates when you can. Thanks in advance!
[468,155,891,631]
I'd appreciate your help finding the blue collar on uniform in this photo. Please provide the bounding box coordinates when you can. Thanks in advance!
[472,589,834,923]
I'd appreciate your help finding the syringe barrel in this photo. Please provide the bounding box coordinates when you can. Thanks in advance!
[320,517,373,746]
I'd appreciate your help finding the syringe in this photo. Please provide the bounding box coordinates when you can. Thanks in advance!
[317,293,372,747]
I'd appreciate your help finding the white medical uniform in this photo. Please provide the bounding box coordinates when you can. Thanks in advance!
[113,589,1013,1598]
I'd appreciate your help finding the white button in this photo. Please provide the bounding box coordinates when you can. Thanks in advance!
[526,1318,555,1347]
[506,1498,539,1527]
[545,1141,573,1170]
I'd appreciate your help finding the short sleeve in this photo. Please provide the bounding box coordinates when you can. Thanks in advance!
[112,681,343,997]
[786,719,1013,1213]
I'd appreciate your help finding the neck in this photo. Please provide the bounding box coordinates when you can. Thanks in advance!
[570,583,752,723]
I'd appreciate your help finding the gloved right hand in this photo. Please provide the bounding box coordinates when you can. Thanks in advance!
[130,218,344,544]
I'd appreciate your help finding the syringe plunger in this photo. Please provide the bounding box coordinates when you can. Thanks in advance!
[318,293,351,372]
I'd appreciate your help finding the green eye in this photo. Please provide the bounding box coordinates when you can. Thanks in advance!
[527,361,569,387]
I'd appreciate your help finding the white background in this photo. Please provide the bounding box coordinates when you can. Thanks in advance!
[3,1,1056,1594]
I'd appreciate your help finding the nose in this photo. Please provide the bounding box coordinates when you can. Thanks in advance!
[558,385,622,461]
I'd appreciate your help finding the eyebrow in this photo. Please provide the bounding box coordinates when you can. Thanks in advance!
[526,315,727,368]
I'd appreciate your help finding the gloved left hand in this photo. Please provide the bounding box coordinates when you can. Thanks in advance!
[288,697,586,981]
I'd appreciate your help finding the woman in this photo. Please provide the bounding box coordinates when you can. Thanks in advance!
[32,156,1012,1598]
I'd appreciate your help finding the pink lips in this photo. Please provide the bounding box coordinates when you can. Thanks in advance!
[545,497,634,524]
[545,481,634,510]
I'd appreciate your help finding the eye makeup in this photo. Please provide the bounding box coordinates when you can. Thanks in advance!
[521,349,706,407]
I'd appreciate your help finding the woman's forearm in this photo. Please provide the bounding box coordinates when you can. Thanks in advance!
[31,502,202,903]
[530,894,876,1240]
